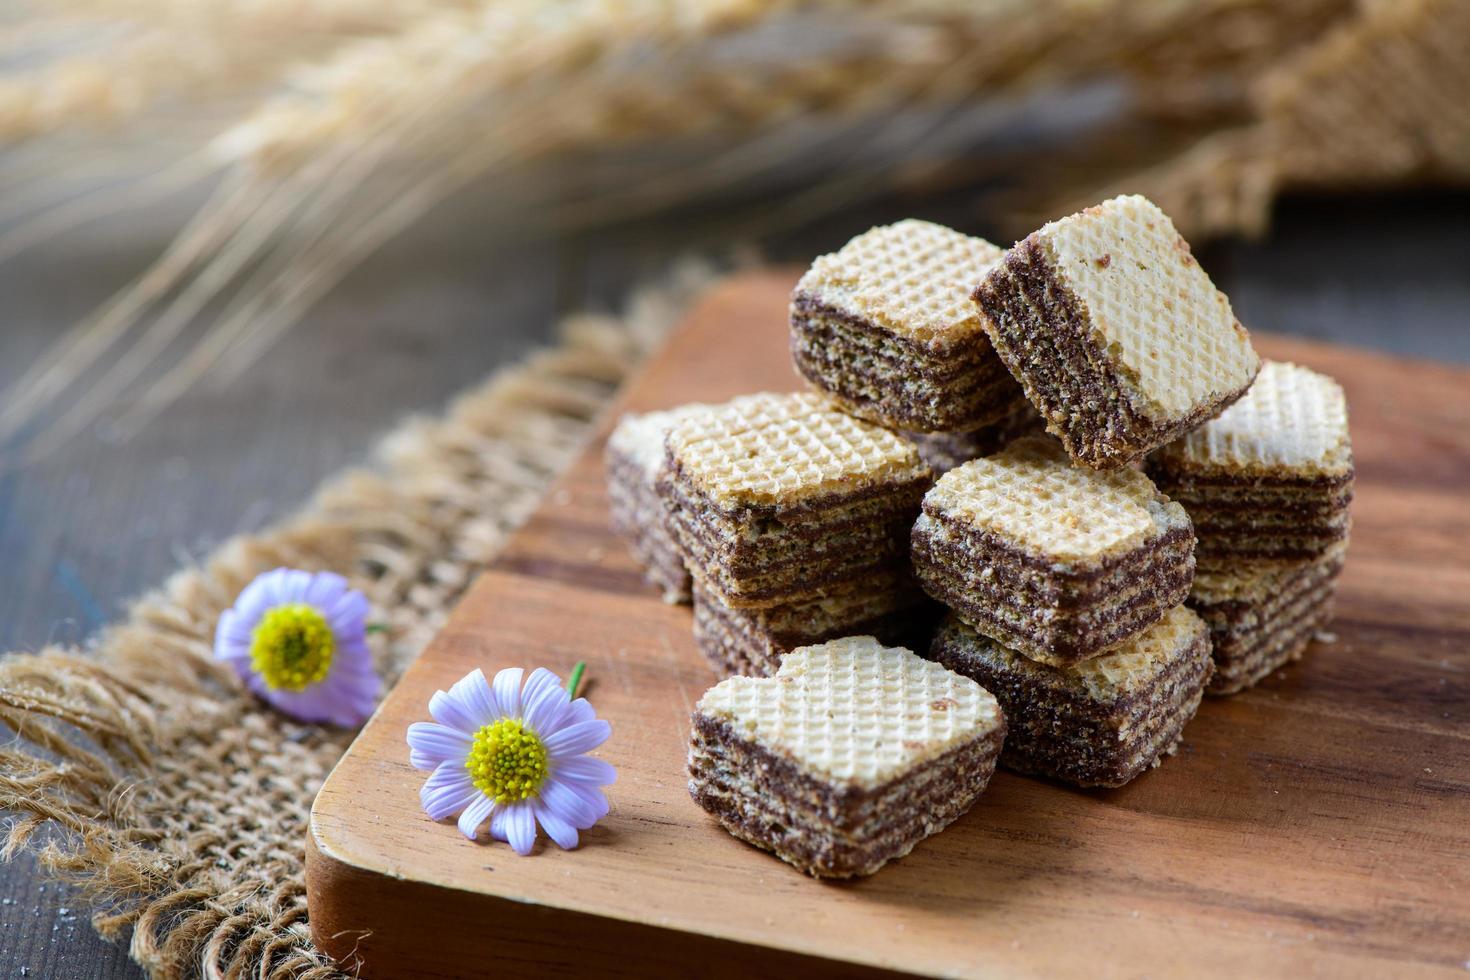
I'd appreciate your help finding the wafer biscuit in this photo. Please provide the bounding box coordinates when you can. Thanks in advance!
[660,392,931,608]
[974,194,1260,469]
[691,569,937,678]
[688,636,1005,877]
[606,404,713,602]
[911,435,1195,665]
[930,607,1212,788]
[791,220,1029,432]
[1189,542,1347,694]
[1150,361,1354,561]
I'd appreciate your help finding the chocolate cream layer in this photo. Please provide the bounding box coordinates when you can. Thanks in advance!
[688,713,1003,877]
[975,240,1254,468]
[790,295,1025,432]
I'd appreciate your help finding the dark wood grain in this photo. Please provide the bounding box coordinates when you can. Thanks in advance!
[4,189,1470,979]
[307,270,1470,979]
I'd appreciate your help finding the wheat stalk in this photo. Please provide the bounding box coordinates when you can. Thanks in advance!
[0,0,1417,462]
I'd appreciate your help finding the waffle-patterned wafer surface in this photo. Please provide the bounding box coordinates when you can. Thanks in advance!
[667,391,929,507]
[925,435,1185,563]
[696,636,1001,789]
[608,404,715,477]
[1155,361,1352,478]
[795,220,1003,346]
[958,606,1208,700]
[1037,194,1259,419]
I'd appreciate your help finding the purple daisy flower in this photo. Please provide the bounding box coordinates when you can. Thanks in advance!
[213,567,381,727]
[406,666,614,854]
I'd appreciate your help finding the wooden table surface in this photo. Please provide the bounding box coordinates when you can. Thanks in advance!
[2,189,1469,978]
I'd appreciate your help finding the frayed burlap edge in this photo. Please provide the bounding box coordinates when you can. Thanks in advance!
[0,259,720,980]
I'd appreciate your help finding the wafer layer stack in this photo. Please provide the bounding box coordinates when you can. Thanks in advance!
[912,436,1195,667]
[1149,361,1354,562]
[790,220,1028,433]
[1150,360,1355,693]
[657,391,933,677]
[688,637,1004,877]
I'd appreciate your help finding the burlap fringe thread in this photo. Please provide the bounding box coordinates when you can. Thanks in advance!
[0,261,717,979]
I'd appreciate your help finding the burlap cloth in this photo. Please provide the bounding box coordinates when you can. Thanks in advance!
[0,263,717,979]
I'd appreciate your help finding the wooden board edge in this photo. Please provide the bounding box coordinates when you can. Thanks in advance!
[305,826,905,979]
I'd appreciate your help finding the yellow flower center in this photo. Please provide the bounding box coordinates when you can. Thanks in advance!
[249,604,335,692]
[465,719,548,804]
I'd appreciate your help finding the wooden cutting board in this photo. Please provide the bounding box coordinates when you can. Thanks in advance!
[306,270,1470,979]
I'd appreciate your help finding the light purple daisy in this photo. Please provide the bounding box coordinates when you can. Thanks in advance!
[213,567,381,727]
[406,666,614,855]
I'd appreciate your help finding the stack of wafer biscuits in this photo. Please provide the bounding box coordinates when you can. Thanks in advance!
[656,391,935,678]
[593,190,1354,874]
[1150,361,1354,693]
[911,435,1212,785]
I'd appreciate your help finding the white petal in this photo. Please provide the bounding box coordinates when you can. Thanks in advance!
[304,572,349,609]
[421,764,478,821]
[233,570,288,621]
[429,673,486,734]
[488,807,511,842]
[534,801,579,851]
[553,756,616,786]
[214,608,255,650]
[492,667,524,719]
[505,802,537,855]
[539,777,603,829]
[406,722,470,770]
[457,668,500,727]
[521,671,571,734]
[326,589,369,637]
[543,719,611,758]
[277,569,314,604]
[457,793,495,840]
[555,778,610,822]
[560,698,597,727]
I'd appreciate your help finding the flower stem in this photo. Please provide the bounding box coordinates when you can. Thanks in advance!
[365,623,390,634]
[566,661,587,698]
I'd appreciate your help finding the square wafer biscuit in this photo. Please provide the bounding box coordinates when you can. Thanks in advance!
[929,606,1212,788]
[1149,361,1354,561]
[791,220,1028,432]
[688,636,1005,877]
[974,194,1261,469]
[659,392,932,607]
[911,435,1195,665]
[691,568,938,679]
[1189,542,1347,695]
[605,404,714,602]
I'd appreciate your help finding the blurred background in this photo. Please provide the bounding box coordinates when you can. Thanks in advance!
[2,1,1469,975]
